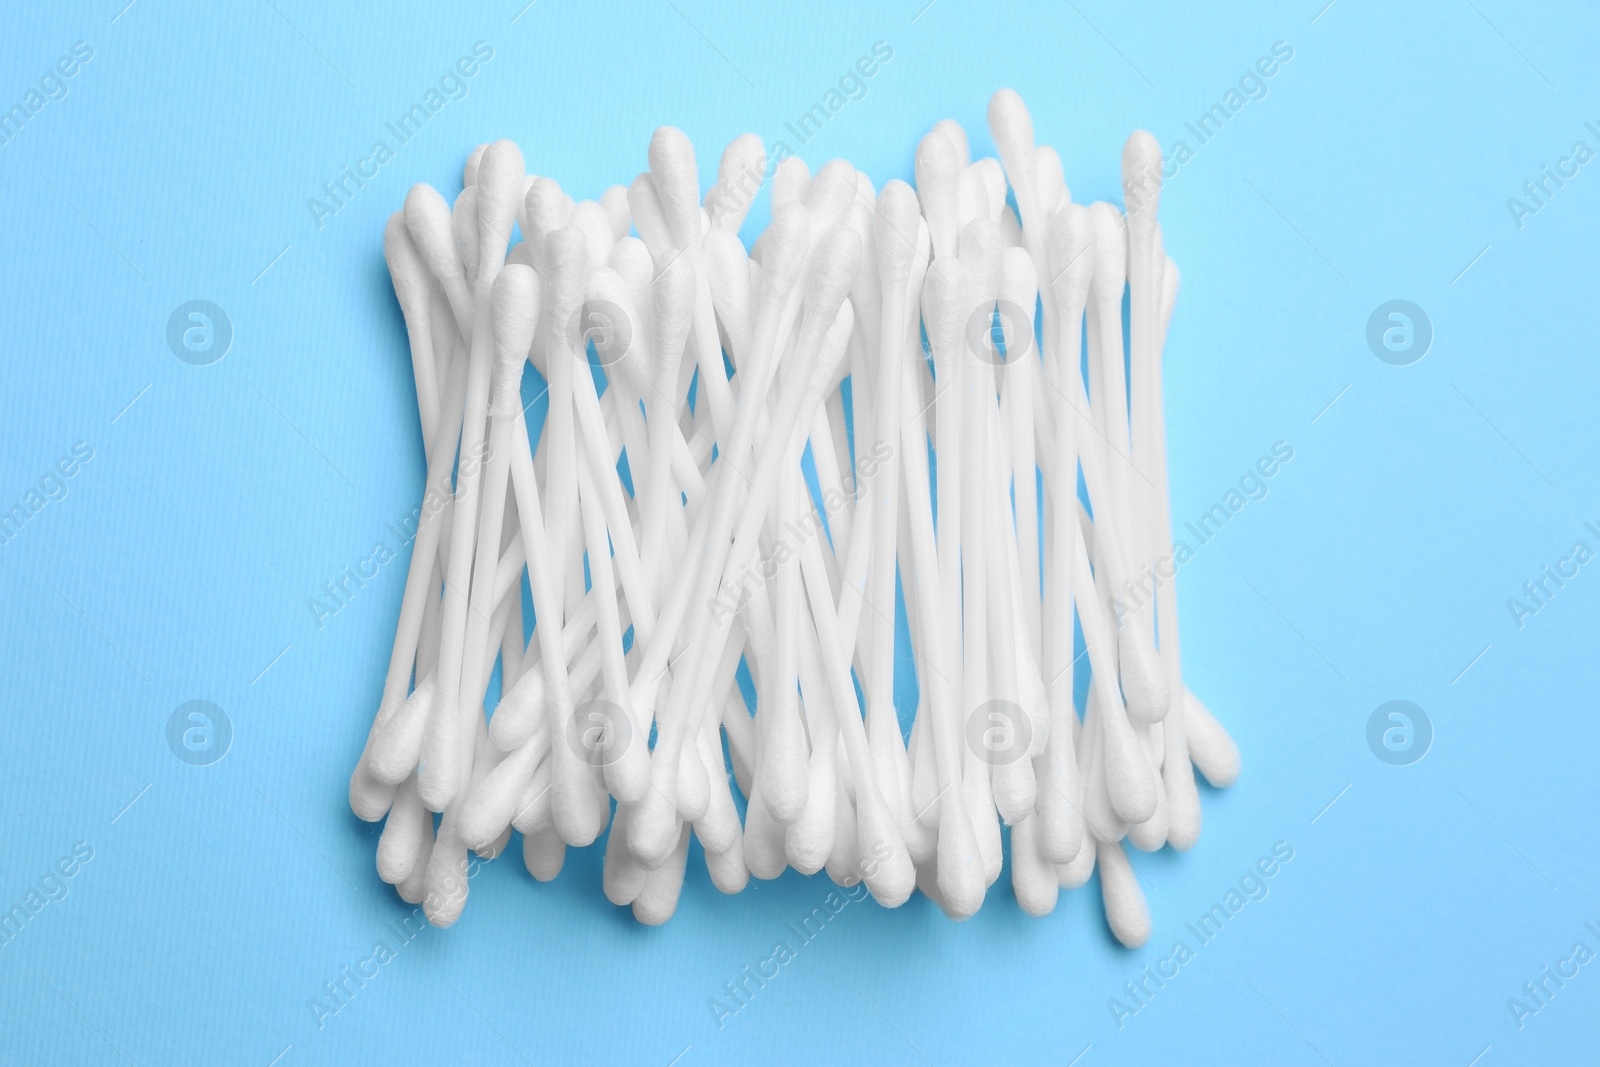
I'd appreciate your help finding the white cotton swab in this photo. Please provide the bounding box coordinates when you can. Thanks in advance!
[384,213,442,448]
[417,142,524,813]
[1097,837,1151,948]
[359,98,1243,936]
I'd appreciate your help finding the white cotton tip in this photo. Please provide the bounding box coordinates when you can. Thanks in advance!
[648,126,703,249]
[405,183,463,281]
[796,225,861,351]
[957,167,987,227]
[854,168,877,204]
[632,825,691,925]
[992,756,1036,825]
[826,776,860,886]
[609,236,658,353]
[965,767,1003,885]
[910,215,932,309]
[422,823,470,928]
[651,246,695,379]
[744,781,790,880]
[550,723,608,846]
[1088,202,1127,304]
[785,744,836,875]
[1057,821,1097,888]
[628,750,683,868]
[959,217,1002,304]
[1011,814,1060,917]
[709,132,765,233]
[1002,207,1024,251]
[368,674,435,784]
[541,226,590,336]
[475,824,513,861]
[806,159,858,234]
[627,172,674,261]
[1118,624,1171,725]
[772,156,811,212]
[1127,771,1169,852]
[875,179,923,285]
[1034,145,1067,216]
[458,738,542,851]
[1097,838,1151,948]
[758,693,811,823]
[416,688,461,813]
[987,88,1037,189]
[523,824,567,882]
[1046,202,1095,314]
[998,245,1038,314]
[1164,747,1203,851]
[376,777,428,884]
[1036,742,1085,866]
[1160,255,1180,338]
[463,144,487,187]
[675,737,710,823]
[523,176,574,245]
[1122,129,1163,234]
[384,212,434,325]
[855,788,915,906]
[695,742,742,853]
[489,663,545,751]
[703,229,753,350]
[452,187,479,285]
[395,814,433,903]
[569,200,616,269]
[1102,695,1159,825]
[350,759,398,822]
[922,257,969,375]
[509,757,553,834]
[913,131,961,260]
[704,835,751,894]
[814,300,855,397]
[936,790,985,920]
[1185,688,1241,788]
[491,263,541,410]
[604,806,647,905]
[600,184,632,241]
[932,118,970,166]
[845,200,882,324]
[760,203,813,302]
[1083,734,1128,844]
[970,158,1007,223]
[474,140,525,284]
[585,267,646,393]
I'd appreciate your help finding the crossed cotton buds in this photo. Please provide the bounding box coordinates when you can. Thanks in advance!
[347,88,1241,945]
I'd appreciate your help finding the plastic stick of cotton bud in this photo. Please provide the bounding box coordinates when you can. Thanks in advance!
[987,91,1055,339]
[1046,207,1168,731]
[572,444,652,803]
[861,181,924,843]
[910,257,986,918]
[649,128,742,447]
[997,246,1042,655]
[637,243,696,604]
[384,213,442,447]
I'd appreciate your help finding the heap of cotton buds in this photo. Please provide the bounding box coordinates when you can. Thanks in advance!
[348,89,1241,946]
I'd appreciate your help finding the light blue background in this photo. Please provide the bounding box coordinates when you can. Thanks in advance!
[3,1,1597,1064]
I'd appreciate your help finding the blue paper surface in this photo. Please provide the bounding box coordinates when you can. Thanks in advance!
[2,2,1597,1063]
